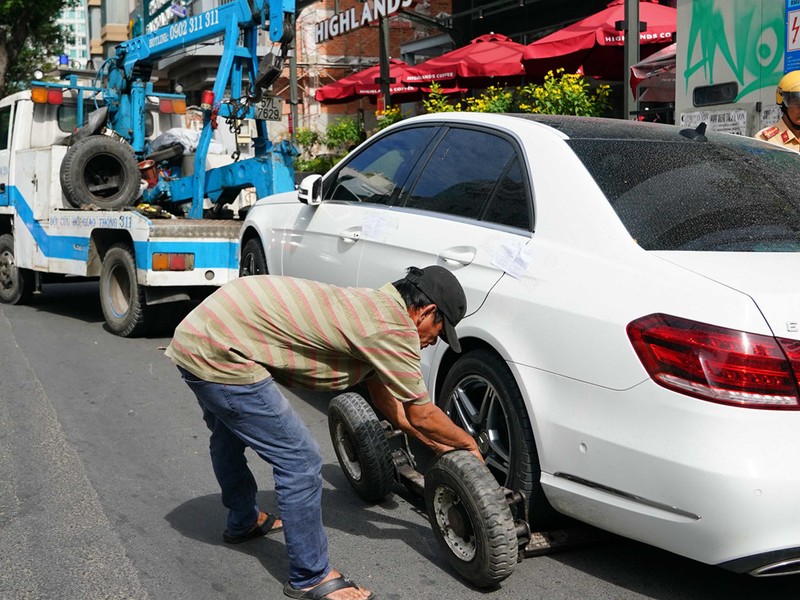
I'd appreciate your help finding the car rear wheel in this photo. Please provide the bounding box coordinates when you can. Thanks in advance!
[439,349,559,528]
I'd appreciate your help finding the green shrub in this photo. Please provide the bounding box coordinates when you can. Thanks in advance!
[295,154,339,175]
[324,117,362,152]
[518,69,611,116]
[295,128,322,157]
[422,82,463,113]
[422,71,610,117]
[374,106,404,130]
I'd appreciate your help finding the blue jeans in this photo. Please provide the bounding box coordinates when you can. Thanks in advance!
[178,367,330,589]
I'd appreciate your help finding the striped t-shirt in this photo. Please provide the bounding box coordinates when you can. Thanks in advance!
[165,275,429,404]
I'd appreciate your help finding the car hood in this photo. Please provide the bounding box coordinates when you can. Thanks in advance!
[253,190,299,206]
[653,251,800,340]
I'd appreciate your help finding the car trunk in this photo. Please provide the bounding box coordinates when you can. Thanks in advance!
[652,251,800,342]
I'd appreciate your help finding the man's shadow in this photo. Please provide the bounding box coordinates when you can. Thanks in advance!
[163,464,474,588]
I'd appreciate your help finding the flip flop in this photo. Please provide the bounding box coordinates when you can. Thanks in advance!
[283,575,375,599]
[223,511,282,544]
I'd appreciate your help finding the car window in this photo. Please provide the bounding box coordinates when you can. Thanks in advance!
[482,157,530,230]
[326,126,437,204]
[569,138,800,251]
[404,127,518,221]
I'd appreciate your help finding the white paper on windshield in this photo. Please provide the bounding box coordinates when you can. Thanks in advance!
[361,212,399,241]
[491,239,534,279]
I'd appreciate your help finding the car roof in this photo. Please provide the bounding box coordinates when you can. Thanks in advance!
[398,112,763,147]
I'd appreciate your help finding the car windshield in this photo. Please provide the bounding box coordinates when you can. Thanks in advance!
[568,137,800,251]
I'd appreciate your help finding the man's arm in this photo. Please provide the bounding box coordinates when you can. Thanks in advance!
[365,377,482,462]
[403,401,482,462]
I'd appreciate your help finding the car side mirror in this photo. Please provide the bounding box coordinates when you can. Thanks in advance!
[298,174,322,206]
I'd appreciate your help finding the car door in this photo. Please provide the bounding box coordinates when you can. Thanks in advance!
[353,124,534,321]
[279,124,440,286]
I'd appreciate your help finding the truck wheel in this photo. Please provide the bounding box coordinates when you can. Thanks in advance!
[240,239,267,276]
[99,243,150,337]
[439,349,560,529]
[328,392,395,503]
[60,136,140,210]
[425,450,518,588]
[0,233,33,305]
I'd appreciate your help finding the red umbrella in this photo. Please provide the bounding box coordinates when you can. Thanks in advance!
[630,42,676,102]
[315,59,420,104]
[522,0,676,80]
[403,33,527,87]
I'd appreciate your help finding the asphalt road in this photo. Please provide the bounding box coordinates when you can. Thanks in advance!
[2,282,800,600]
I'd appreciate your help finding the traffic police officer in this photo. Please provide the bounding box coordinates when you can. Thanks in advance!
[755,71,800,152]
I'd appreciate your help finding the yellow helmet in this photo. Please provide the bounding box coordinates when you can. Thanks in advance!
[777,71,800,106]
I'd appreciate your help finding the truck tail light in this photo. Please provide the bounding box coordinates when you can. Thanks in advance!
[152,252,194,271]
[32,87,63,105]
[159,99,174,114]
[627,313,800,410]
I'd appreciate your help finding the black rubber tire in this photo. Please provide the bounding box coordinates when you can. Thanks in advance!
[60,135,140,210]
[440,349,559,529]
[0,233,34,305]
[239,238,267,277]
[328,392,395,503]
[99,243,150,337]
[425,450,518,588]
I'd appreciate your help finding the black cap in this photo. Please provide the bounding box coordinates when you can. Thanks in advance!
[406,266,467,353]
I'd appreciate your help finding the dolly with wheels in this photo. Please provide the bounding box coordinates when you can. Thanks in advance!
[328,392,532,588]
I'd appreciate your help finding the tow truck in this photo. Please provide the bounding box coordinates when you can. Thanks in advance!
[0,0,296,336]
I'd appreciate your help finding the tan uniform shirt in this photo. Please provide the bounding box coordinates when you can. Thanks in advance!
[755,118,800,152]
[165,276,430,404]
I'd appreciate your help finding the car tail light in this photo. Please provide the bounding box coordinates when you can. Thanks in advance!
[627,314,800,409]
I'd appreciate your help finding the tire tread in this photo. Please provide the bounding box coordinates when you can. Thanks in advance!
[328,392,395,502]
[426,450,518,587]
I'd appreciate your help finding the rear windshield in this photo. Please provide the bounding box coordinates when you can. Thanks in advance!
[568,138,800,251]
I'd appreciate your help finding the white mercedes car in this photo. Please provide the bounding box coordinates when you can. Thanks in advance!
[240,112,800,577]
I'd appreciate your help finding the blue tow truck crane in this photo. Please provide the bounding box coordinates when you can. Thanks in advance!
[0,0,297,336]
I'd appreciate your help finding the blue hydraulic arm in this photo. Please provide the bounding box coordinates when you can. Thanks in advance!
[97,0,297,219]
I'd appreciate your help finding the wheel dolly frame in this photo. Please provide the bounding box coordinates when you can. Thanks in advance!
[327,392,597,588]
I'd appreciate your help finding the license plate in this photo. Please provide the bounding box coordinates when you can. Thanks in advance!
[254,96,283,121]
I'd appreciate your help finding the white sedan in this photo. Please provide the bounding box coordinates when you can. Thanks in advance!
[240,112,800,577]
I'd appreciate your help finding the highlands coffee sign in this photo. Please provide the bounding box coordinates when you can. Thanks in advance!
[315,0,413,44]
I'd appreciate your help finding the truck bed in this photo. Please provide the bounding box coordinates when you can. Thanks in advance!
[148,218,242,239]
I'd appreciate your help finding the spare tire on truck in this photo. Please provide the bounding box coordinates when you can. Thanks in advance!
[60,135,141,210]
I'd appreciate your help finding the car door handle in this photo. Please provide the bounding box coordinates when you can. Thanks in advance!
[438,247,476,266]
[339,227,362,243]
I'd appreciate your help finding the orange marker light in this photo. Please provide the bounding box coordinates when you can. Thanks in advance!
[31,87,48,104]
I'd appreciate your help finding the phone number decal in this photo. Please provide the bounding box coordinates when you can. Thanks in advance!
[148,10,220,49]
